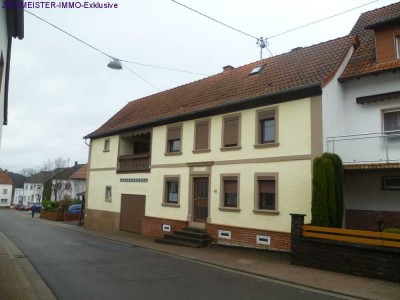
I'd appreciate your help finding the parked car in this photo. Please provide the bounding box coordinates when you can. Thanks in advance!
[67,204,82,214]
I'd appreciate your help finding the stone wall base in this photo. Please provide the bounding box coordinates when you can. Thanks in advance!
[141,216,188,238]
[206,223,291,252]
[84,209,120,232]
[346,209,400,231]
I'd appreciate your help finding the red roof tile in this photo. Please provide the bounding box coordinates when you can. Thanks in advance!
[86,36,357,139]
[70,164,88,180]
[0,170,13,185]
[340,2,400,81]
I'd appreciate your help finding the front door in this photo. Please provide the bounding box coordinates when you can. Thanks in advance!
[193,178,209,222]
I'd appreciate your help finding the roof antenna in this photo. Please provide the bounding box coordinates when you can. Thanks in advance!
[256,37,268,60]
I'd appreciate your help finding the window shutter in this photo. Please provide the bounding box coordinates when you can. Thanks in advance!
[224,117,239,146]
[259,180,275,193]
[258,111,274,121]
[168,126,181,140]
[195,121,209,150]
[224,180,237,194]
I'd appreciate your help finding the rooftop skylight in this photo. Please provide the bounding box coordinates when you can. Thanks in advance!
[249,65,264,75]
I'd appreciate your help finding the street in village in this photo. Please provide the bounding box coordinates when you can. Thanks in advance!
[0,209,362,300]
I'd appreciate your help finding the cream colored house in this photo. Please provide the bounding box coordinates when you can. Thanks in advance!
[84,35,358,251]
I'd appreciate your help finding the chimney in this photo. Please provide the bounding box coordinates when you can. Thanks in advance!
[223,65,235,72]
[75,161,78,166]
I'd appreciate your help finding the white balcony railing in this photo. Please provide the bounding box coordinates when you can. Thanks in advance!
[326,130,400,164]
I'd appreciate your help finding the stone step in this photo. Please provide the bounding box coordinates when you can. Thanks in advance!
[174,229,209,239]
[154,238,201,248]
[164,233,211,246]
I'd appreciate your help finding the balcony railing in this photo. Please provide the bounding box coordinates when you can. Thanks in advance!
[326,130,400,164]
[118,153,150,172]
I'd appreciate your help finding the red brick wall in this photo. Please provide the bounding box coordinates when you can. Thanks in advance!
[345,209,400,231]
[141,216,188,238]
[206,223,291,252]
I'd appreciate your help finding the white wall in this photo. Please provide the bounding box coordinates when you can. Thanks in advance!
[324,71,400,163]
[13,188,23,204]
[0,184,12,206]
[344,170,400,211]
[23,183,44,204]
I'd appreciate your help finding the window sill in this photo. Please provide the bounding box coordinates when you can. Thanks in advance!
[103,149,110,152]
[162,203,180,208]
[164,152,182,156]
[253,142,280,149]
[192,149,211,154]
[252,209,279,215]
[105,199,112,203]
[218,207,241,212]
[220,146,242,152]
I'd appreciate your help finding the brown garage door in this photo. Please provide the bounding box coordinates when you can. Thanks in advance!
[120,194,146,233]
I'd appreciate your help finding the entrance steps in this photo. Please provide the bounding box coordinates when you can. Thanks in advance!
[155,227,211,248]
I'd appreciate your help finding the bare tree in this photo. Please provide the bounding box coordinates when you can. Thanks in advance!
[19,168,36,177]
[52,157,67,201]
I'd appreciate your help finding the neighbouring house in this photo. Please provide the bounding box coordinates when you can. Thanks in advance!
[50,163,86,201]
[83,29,360,250]
[24,170,62,204]
[0,170,13,207]
[13,187,23,204]
[69,164,87,200]
[325,3,400,231]
[0,3,24,147]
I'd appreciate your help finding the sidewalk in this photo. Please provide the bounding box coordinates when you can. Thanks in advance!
[5,210,400,300]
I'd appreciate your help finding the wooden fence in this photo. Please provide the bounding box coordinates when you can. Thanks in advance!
[302,225,400,248]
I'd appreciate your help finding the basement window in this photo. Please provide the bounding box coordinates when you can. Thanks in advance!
[249,65,264,75]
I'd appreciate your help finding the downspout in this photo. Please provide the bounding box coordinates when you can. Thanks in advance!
[3,37,12,125]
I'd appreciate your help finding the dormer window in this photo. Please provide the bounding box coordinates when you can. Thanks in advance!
[365,20,400,63]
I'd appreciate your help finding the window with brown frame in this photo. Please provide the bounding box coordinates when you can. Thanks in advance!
[257,110,276,144]
[166,126,182,153]
[223,116,240,147]
[104,138,110,152]
[105,186,112,202]
[164,177,179,204]
[257,176,276,211]
[395,33,400,59]
[383,110,400,134]
[222,176,238,208]
[194,120,210,150]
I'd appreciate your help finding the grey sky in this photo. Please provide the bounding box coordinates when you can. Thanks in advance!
[0,0,398,172]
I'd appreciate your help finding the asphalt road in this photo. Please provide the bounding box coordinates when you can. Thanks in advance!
[0,210,348,300]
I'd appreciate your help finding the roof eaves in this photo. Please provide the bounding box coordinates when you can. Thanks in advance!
[84,83,322,140]
[339,65,400,82]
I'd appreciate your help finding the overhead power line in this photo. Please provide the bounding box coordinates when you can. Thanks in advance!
[24,9,206,90]
[267,0,380,39]
[172,0,381,59]
[171,0,273,59]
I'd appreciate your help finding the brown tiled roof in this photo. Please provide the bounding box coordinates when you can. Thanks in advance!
[0,170,13,185]
[52,164,85,180]
[70,164,88,180]
[340,2,400,81]
[85,36,357,139]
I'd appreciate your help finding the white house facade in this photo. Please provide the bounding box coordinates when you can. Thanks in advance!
[324,3,400,231]
[13,187,23,204]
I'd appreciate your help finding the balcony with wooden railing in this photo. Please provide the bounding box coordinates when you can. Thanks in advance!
[118,153,150,173]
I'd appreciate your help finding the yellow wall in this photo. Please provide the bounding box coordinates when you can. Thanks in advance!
[151,98,311,166]
[90,136,119,169]
[87,97,313,232]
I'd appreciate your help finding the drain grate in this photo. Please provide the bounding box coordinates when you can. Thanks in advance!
[15,254,25,259]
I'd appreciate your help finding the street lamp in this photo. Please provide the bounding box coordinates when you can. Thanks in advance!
[107,58,123,70]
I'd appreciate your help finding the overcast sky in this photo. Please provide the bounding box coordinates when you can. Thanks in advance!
[0,0,398,172]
